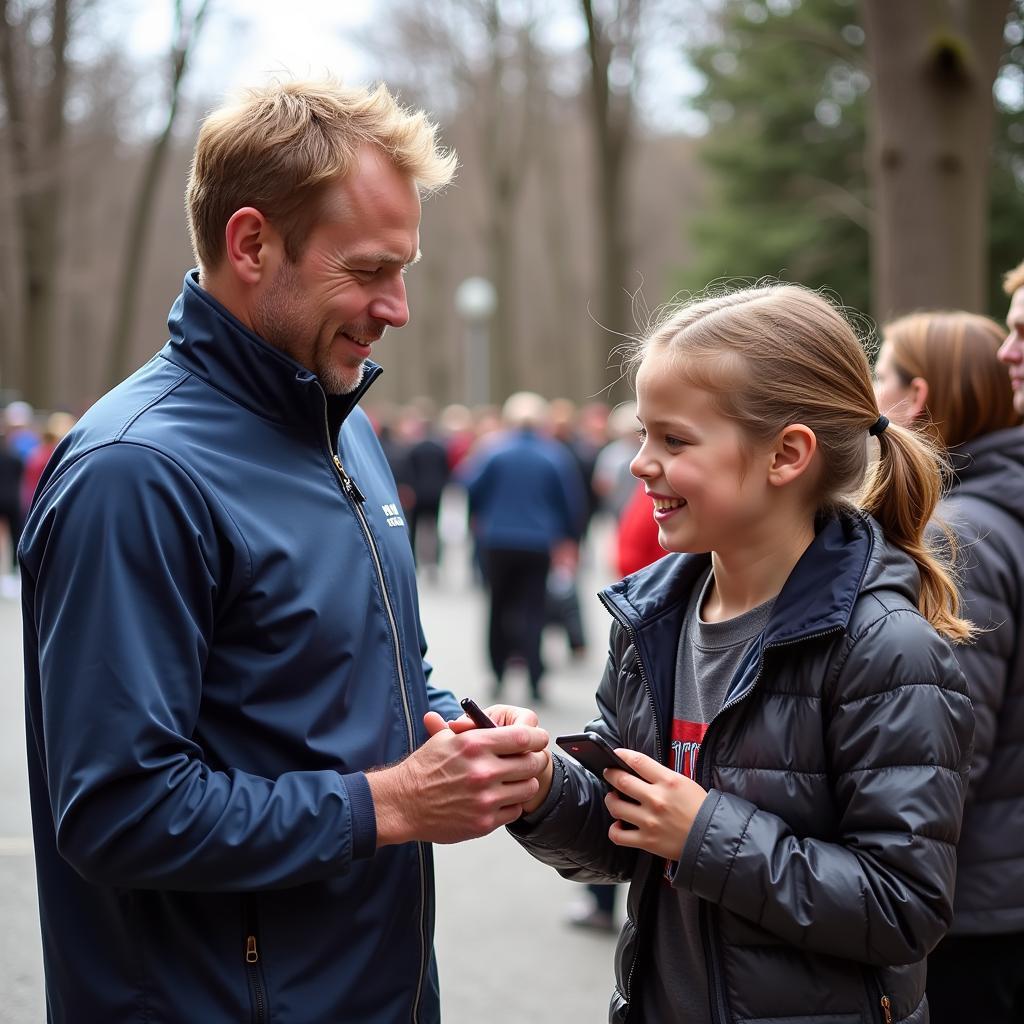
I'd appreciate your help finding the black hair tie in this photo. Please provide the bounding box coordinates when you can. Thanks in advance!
[868,414,889,437]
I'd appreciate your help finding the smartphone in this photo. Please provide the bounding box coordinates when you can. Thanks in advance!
[555,732,640,781]
[459,697,497,729]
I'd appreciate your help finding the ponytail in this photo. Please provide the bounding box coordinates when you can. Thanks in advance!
[860,421,974,643]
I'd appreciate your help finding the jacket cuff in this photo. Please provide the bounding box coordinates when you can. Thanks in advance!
[679,789,759,903]
[342,772,377,860]
[677,788,722,891]
[508,754,567,834]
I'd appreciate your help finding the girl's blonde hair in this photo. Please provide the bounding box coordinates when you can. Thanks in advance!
[187,78,457,272]
[629,282,972,643]
[881,311,1020,448]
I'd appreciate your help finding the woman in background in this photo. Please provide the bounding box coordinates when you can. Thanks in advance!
[876,310,1024,1024]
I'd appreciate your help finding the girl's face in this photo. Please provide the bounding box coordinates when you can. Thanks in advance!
[873,341,916,427]
[631,350,775,556]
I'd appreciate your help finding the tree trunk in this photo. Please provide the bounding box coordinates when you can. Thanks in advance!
[862,0,1010,319]
[0,0,69,408]
[580,0,636,395]
[106,0,212,387]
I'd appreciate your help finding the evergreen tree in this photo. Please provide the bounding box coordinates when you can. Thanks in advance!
[683,0,1024,321]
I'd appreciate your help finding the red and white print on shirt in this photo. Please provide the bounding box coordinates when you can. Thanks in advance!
[670,718,708,780]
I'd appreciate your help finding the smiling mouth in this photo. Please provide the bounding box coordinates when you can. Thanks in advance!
[651,496,686,514]
[339,331,377,349]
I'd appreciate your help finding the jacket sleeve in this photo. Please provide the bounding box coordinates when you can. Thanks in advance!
[942,495,1020,800]
[24,442,377,892]
[508,621,639,883]
[677,607,974,966]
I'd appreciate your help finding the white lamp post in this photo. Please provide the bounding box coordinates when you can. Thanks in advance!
[454,276,497,407]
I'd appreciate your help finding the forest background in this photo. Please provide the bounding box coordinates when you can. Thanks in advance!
[1,0,1022,412]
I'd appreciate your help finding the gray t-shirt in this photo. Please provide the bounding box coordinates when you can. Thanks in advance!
[640,569,775,1023]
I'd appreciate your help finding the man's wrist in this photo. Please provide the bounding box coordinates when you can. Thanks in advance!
[366,764,414,847]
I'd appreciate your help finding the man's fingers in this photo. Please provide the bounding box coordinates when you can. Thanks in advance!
[491,750,550,783]
[468,724,549,755]
[423,711,450,737]
[485,704,540,727]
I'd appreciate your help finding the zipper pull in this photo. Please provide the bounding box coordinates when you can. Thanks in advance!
[880,995,892,1024]
[246,935,259,963]
[332,455,366,503]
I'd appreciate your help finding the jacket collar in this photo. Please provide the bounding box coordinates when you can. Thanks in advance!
[161,270,381,431]
[600,510,876,723]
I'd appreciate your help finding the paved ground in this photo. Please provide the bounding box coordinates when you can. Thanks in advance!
[0,512,624,1023]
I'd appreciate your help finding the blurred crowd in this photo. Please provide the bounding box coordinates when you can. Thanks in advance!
[366,394,659,701]
[0,401,78,598]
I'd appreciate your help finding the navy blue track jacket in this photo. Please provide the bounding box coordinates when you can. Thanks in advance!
[20,271,460,1023]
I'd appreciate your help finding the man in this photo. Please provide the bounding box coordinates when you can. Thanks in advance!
[1000,257,1024,415]
[20,80,549,1023]
[461,392,585,701]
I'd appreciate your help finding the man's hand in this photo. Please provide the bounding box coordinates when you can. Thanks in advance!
[443,704,554,816]
[367,713,550,846]
[603,748,708,861]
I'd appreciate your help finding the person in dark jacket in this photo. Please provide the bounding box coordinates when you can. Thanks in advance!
[19,79,550,1024]
[491,283,975,1023]
[403,403,452,571]
[461,391,585,700]
[878,309,1024,1023]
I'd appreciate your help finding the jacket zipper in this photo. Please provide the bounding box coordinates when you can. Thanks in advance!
[244,900,268,1024]
[880,994,893,1024]
[697,625,844,1024]
[605,582,844,1024]
[322,402,429,1022]
[597,598,663,1020]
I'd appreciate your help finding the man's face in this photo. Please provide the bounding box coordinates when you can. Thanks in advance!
[253,147,421,395]
[999,286,1024,417]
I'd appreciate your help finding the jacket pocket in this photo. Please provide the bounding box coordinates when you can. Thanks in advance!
[243,896,269,1024]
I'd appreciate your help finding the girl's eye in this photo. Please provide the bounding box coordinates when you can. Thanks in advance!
[635,427,647,441]
[665,436,687,450]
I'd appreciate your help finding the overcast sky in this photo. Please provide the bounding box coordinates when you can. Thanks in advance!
[113,0,704,136]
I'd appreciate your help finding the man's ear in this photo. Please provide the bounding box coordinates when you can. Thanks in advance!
[767,424,817,488]
[223,207,283,285]
[905,376,929,422]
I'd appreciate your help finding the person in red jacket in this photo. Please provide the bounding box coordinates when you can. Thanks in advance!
[616,479,666,578]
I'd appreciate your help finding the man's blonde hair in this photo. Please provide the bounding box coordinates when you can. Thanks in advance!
[186,78,457,271]
[1003,258,1024,296]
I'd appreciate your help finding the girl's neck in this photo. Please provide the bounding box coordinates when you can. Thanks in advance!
[703,518,817,623]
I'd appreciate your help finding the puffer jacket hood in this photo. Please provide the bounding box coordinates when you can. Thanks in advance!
[938,425,1024,935]
[21,271,458,1023]
[512,510,973,1024]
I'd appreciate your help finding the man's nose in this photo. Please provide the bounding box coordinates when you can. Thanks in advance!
[998,333,1022,364]
[371,277,410,329]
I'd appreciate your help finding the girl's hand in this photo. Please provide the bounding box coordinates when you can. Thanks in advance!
[604,748,708,861]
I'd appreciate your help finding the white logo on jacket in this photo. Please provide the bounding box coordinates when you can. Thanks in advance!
[381,503,405,528]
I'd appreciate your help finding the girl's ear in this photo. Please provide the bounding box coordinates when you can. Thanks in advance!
[767,424,817,488]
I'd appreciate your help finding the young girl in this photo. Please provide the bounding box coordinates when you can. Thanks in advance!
[504,284,975,1024]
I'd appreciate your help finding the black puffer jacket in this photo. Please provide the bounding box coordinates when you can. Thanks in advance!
[940,427,1024,935]
[511,511,973,1024]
